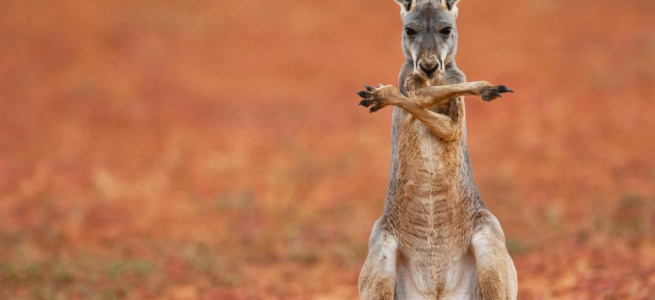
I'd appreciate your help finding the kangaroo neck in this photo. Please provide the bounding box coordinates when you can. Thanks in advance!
[399,59,460,94]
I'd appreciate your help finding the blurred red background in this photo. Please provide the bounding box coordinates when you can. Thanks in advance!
[1,0,654,299]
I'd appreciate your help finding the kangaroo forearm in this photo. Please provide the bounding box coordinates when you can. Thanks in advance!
[394,100,462,141]
[412,81,490,108]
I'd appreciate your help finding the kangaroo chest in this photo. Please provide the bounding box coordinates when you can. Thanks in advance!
[386,107,476,255]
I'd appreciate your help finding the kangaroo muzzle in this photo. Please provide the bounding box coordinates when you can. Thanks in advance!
[417,57,440,78]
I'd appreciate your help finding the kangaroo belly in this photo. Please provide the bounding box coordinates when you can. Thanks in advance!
[387,110,479,298]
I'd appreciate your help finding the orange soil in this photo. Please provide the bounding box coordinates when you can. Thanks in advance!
[1,0,654,299]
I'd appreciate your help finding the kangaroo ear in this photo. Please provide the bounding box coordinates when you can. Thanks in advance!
[444,0,460,11]
[444,0,460,18]
[394,0,413,12]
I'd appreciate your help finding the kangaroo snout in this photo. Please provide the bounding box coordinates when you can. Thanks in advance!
[418,58,439,77]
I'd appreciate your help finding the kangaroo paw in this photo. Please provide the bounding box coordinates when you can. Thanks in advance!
[357,84,399,113]
[480,85,514,102]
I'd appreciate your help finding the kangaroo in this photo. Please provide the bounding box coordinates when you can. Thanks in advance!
[356,0,517,299]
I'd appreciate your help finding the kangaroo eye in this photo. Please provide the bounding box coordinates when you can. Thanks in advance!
[440,27,452,35]
[404,28,417,36]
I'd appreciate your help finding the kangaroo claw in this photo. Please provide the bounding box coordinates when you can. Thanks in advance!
[359,99,375,107]
[481,85,514,102]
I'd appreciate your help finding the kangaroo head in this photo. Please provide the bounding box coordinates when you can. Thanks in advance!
[394,0,460,80]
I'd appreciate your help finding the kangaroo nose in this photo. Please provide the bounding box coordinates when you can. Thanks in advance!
[419,60,439,75]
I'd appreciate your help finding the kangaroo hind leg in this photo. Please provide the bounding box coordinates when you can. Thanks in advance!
[359,217,399,300]
[471,210,518,300]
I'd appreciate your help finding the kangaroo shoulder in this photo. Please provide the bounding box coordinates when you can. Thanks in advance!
[445,64,466,84]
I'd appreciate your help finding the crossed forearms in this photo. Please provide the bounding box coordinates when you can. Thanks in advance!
[358,81,513,112]
[357,80,513,141]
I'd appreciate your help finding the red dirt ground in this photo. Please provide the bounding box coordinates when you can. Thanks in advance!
[1,0,654,299]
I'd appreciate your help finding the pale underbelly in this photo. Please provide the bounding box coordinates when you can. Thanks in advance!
[395,249,479,300]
